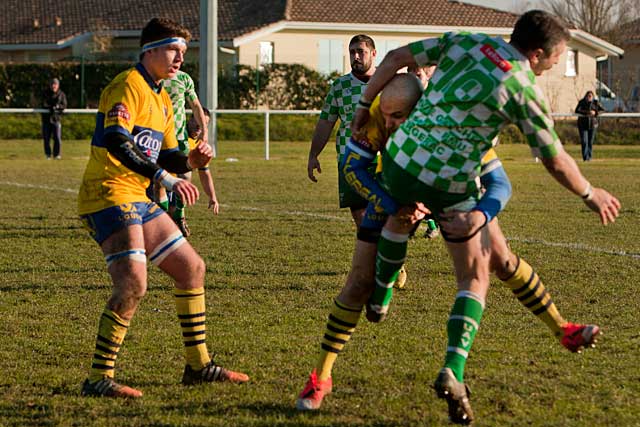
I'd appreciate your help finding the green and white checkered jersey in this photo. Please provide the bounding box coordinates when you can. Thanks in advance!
[387,32,561,194]
[319,73,367,163]
[164,70,198,145]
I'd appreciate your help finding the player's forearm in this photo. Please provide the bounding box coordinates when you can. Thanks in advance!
[198,169,216,200]
[361,47,416,103]
[309,119,335,157]
[541,150,591,197]
[158,150,192,174]
[190,98,208,140]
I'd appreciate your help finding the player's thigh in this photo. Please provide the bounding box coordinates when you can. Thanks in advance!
[142,213,204,285]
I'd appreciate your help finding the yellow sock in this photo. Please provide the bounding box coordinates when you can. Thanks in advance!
[175,287,210,370]
[88,308,129,382]
[503,257,566,337]
[315,299,362,381]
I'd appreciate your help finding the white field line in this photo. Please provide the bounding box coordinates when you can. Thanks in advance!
[1,180,638,259]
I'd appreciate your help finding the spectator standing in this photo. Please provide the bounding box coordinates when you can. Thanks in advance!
[575,90,604,161]
[42,78,67,160]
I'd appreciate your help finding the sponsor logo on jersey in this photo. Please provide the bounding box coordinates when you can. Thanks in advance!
[107,103,131,122]
[480,44,512,72]
[134,129,162,159]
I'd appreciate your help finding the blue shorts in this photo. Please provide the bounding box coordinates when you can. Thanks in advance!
[80,202,164,244]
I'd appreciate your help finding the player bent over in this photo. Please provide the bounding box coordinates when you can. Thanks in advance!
[78,18,247,399]
[352,11,619,424]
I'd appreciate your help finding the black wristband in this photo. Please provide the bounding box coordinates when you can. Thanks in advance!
[358,98,372,108]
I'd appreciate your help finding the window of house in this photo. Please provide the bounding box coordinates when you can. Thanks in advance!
[318,39,343,75]
[565,50,577,77]
[375,40,400,66]
[259,41,274,69]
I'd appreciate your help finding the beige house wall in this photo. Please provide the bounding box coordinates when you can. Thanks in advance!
[237,29,603,113]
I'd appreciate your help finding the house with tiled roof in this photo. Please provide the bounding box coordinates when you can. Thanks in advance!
[0,0,624,112]
[605,18,640,111]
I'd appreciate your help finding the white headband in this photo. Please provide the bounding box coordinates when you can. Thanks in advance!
[141,37,187,53]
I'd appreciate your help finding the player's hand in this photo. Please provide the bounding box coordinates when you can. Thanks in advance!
[208,198,219,215]
[388,203,429,232]
[351,107,370,141]
[584,188,620,225]
[188,142,213,169]
[308,154,322,182]
[440,210,487,239]
[172,180,199,206]
[200,130,209,147]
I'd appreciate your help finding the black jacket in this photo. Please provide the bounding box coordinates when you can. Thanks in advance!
[42,89,67,124]
[575,98,604,130]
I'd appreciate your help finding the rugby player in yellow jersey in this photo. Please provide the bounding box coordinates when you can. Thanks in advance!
[78,18,247,399]
[297,73,600,412]
[185,109,219,214]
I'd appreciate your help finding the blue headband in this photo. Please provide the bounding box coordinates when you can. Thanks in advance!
[141,37,187,53]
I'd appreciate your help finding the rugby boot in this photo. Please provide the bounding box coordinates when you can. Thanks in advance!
[182,359,249,385]
[174,216,191,237]
[395,265,408,289]
[434,368,474,425]
[561,323,600,353]
[296,369,332,411]
[81,377,143,399]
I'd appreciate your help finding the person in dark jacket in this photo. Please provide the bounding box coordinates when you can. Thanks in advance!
[42,78,67,159]
[575,90,604,161]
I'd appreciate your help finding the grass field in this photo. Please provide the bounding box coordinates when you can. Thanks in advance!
[0,139,638,426]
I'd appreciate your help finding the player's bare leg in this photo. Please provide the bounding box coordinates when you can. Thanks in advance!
[488,219,600,352]
[82,225,147,399]
[143,214,249,384]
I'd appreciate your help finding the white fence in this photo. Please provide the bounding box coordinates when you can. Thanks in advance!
[1,108,639,160]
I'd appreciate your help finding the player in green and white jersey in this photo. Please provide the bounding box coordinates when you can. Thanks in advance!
[160,70,209,237]
[352,10,620,424]
[308,34,377,225]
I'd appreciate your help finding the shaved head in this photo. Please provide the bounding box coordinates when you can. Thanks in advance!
[379,73,423,131]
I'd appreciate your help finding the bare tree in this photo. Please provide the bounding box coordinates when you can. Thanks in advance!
[544,0,640,43]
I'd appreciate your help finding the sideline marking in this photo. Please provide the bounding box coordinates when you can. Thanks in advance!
[1,180,638,259]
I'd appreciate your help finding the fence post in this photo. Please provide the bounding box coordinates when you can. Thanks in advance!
[265,111,270,160]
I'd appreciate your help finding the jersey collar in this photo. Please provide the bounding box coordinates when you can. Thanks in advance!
[135,63,163,94]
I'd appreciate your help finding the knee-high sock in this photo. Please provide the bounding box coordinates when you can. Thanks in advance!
[175,287,210,370]
[315,299,362,381]
[370,229,409,313]
[172,194,186,219]
[88,308,129,382]
[444,291,485,382]
[502,257,566,337]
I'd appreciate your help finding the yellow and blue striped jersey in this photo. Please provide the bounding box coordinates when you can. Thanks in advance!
[78,64,179,215]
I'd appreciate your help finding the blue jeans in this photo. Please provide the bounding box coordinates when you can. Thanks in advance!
[579,128,596,161]
[43,121,62,157]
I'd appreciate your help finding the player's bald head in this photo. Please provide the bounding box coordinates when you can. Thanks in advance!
[379,73,423,131]
[380,73,423,112]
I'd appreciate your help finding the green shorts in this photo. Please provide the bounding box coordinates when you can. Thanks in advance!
[379,151,479,218]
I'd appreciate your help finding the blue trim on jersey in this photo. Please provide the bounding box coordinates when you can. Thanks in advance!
[475,165,512,223]
[341,141,399,215]
[103,124,133,138]
[91,112,106,147]
[135,63,162,93]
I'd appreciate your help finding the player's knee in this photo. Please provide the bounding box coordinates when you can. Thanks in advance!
[490,251,517,280]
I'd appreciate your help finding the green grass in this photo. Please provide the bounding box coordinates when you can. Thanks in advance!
[0,139,639,426]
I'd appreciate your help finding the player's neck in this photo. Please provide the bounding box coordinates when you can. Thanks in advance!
[352,67,376,83]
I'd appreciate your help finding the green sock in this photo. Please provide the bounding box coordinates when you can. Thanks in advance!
[444,291,485,382]
[172,195,185,220]
[369,229,409,315]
